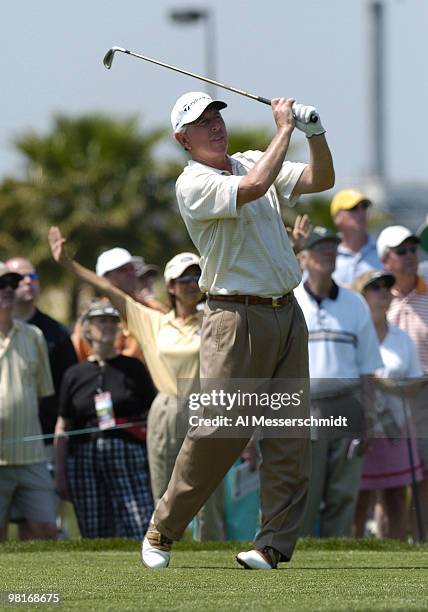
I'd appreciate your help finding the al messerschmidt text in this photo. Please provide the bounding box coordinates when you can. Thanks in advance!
[189,415,348,428]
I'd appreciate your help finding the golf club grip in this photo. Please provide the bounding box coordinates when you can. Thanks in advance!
[257,96,318,123]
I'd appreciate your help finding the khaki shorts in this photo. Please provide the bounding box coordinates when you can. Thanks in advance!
[0,463,56,526]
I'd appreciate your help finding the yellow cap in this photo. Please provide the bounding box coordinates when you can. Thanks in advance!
[330,189,371,218]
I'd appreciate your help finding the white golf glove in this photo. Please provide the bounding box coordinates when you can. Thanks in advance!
[293,103,326,138]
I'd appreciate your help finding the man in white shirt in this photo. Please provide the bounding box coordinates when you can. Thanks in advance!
[294,227,382,537]
[142,91,334,570]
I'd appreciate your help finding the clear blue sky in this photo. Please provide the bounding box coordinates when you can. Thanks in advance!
[2,0,428,189]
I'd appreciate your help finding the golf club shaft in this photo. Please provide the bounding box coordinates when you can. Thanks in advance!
[103,46,318,122]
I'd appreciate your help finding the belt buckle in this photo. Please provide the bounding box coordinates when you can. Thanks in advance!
[272,297,280,308]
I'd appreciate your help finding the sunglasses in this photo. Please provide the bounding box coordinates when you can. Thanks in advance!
[23,272,39,281]
[350,202,370,212]
[366,281,391,291]
[175,274,201,284]
[393,245,417,256]
[0,277,20,290]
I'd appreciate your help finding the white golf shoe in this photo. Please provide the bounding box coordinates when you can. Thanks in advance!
[236,547,280,570]
[141,524,173,569]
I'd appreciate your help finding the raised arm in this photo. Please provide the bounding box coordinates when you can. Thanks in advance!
[48,226,128,323]
[291,103,334,195]
[293,134,335,195]
[236,98,296,207]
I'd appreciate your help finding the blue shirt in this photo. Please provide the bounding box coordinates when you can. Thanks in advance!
[333,234,382,287]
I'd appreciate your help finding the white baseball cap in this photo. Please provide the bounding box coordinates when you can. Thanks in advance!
[171,91,227,133]
[164,252,200,283]
[95,248,140,277]
[376,225,419,260]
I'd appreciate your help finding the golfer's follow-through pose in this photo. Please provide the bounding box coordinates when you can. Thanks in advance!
[142,92,335,570]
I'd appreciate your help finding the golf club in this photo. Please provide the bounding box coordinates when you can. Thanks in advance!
[103,46,319,123]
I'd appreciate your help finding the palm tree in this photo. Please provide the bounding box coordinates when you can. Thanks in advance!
[0,114,194,287]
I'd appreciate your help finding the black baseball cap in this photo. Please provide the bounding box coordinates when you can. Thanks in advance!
[304,226,341,250]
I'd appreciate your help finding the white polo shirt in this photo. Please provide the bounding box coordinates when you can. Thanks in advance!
[176,150,307,297]
[294,281,382,389]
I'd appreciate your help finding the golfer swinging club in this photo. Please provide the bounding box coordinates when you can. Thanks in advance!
[142,92,334,569]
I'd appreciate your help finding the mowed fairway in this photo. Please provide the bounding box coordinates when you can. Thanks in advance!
[1,540,428,611]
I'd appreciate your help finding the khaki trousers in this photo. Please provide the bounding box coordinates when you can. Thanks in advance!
[154,297,310,561]
[147,392,225,540]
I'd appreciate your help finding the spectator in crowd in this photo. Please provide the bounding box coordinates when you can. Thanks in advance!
[294,227,382,537]
[417,215,428,280]
[98,248,167,314]
[377,225,428,535]
[5,256,77,538]
[48,227,225,541]
[134,257,168,313]
[352,270,424,540]
[55,299,156,539]
[0,262,56,541]
[72,248,142,361]
[72,247,166,362]
[5,257,77,451]
[331,189,382,286]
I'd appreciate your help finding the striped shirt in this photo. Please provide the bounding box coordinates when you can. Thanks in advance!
[387,276,428,373]
[0,320,54,465]
[176,151,306,296]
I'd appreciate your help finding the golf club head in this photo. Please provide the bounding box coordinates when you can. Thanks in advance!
[103,46,126,69]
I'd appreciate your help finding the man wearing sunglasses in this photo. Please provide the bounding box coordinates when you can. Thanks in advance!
[6,258,78,450]
[330,189,382,287]
[377,225,428,536]
[0,262,56,542]
[5,257,78,539]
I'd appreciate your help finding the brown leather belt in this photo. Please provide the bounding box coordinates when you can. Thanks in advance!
[208,293,293,307]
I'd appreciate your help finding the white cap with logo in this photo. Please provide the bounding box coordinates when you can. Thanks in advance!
[376,225,419,260]
[171,91,227,133]
[164,252,200,283]
[95,248,140,277]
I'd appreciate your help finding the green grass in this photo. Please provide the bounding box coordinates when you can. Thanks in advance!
[1,540,427,611]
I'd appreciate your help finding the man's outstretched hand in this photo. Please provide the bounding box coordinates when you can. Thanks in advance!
[48,226,69,264]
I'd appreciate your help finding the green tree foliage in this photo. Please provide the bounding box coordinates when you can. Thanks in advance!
[0,114,193,284]
[294,194,334,230]
[227,127,273,156]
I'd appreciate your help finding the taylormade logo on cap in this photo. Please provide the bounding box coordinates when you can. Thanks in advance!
[182,95,210,112]
[171,91,227,133]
